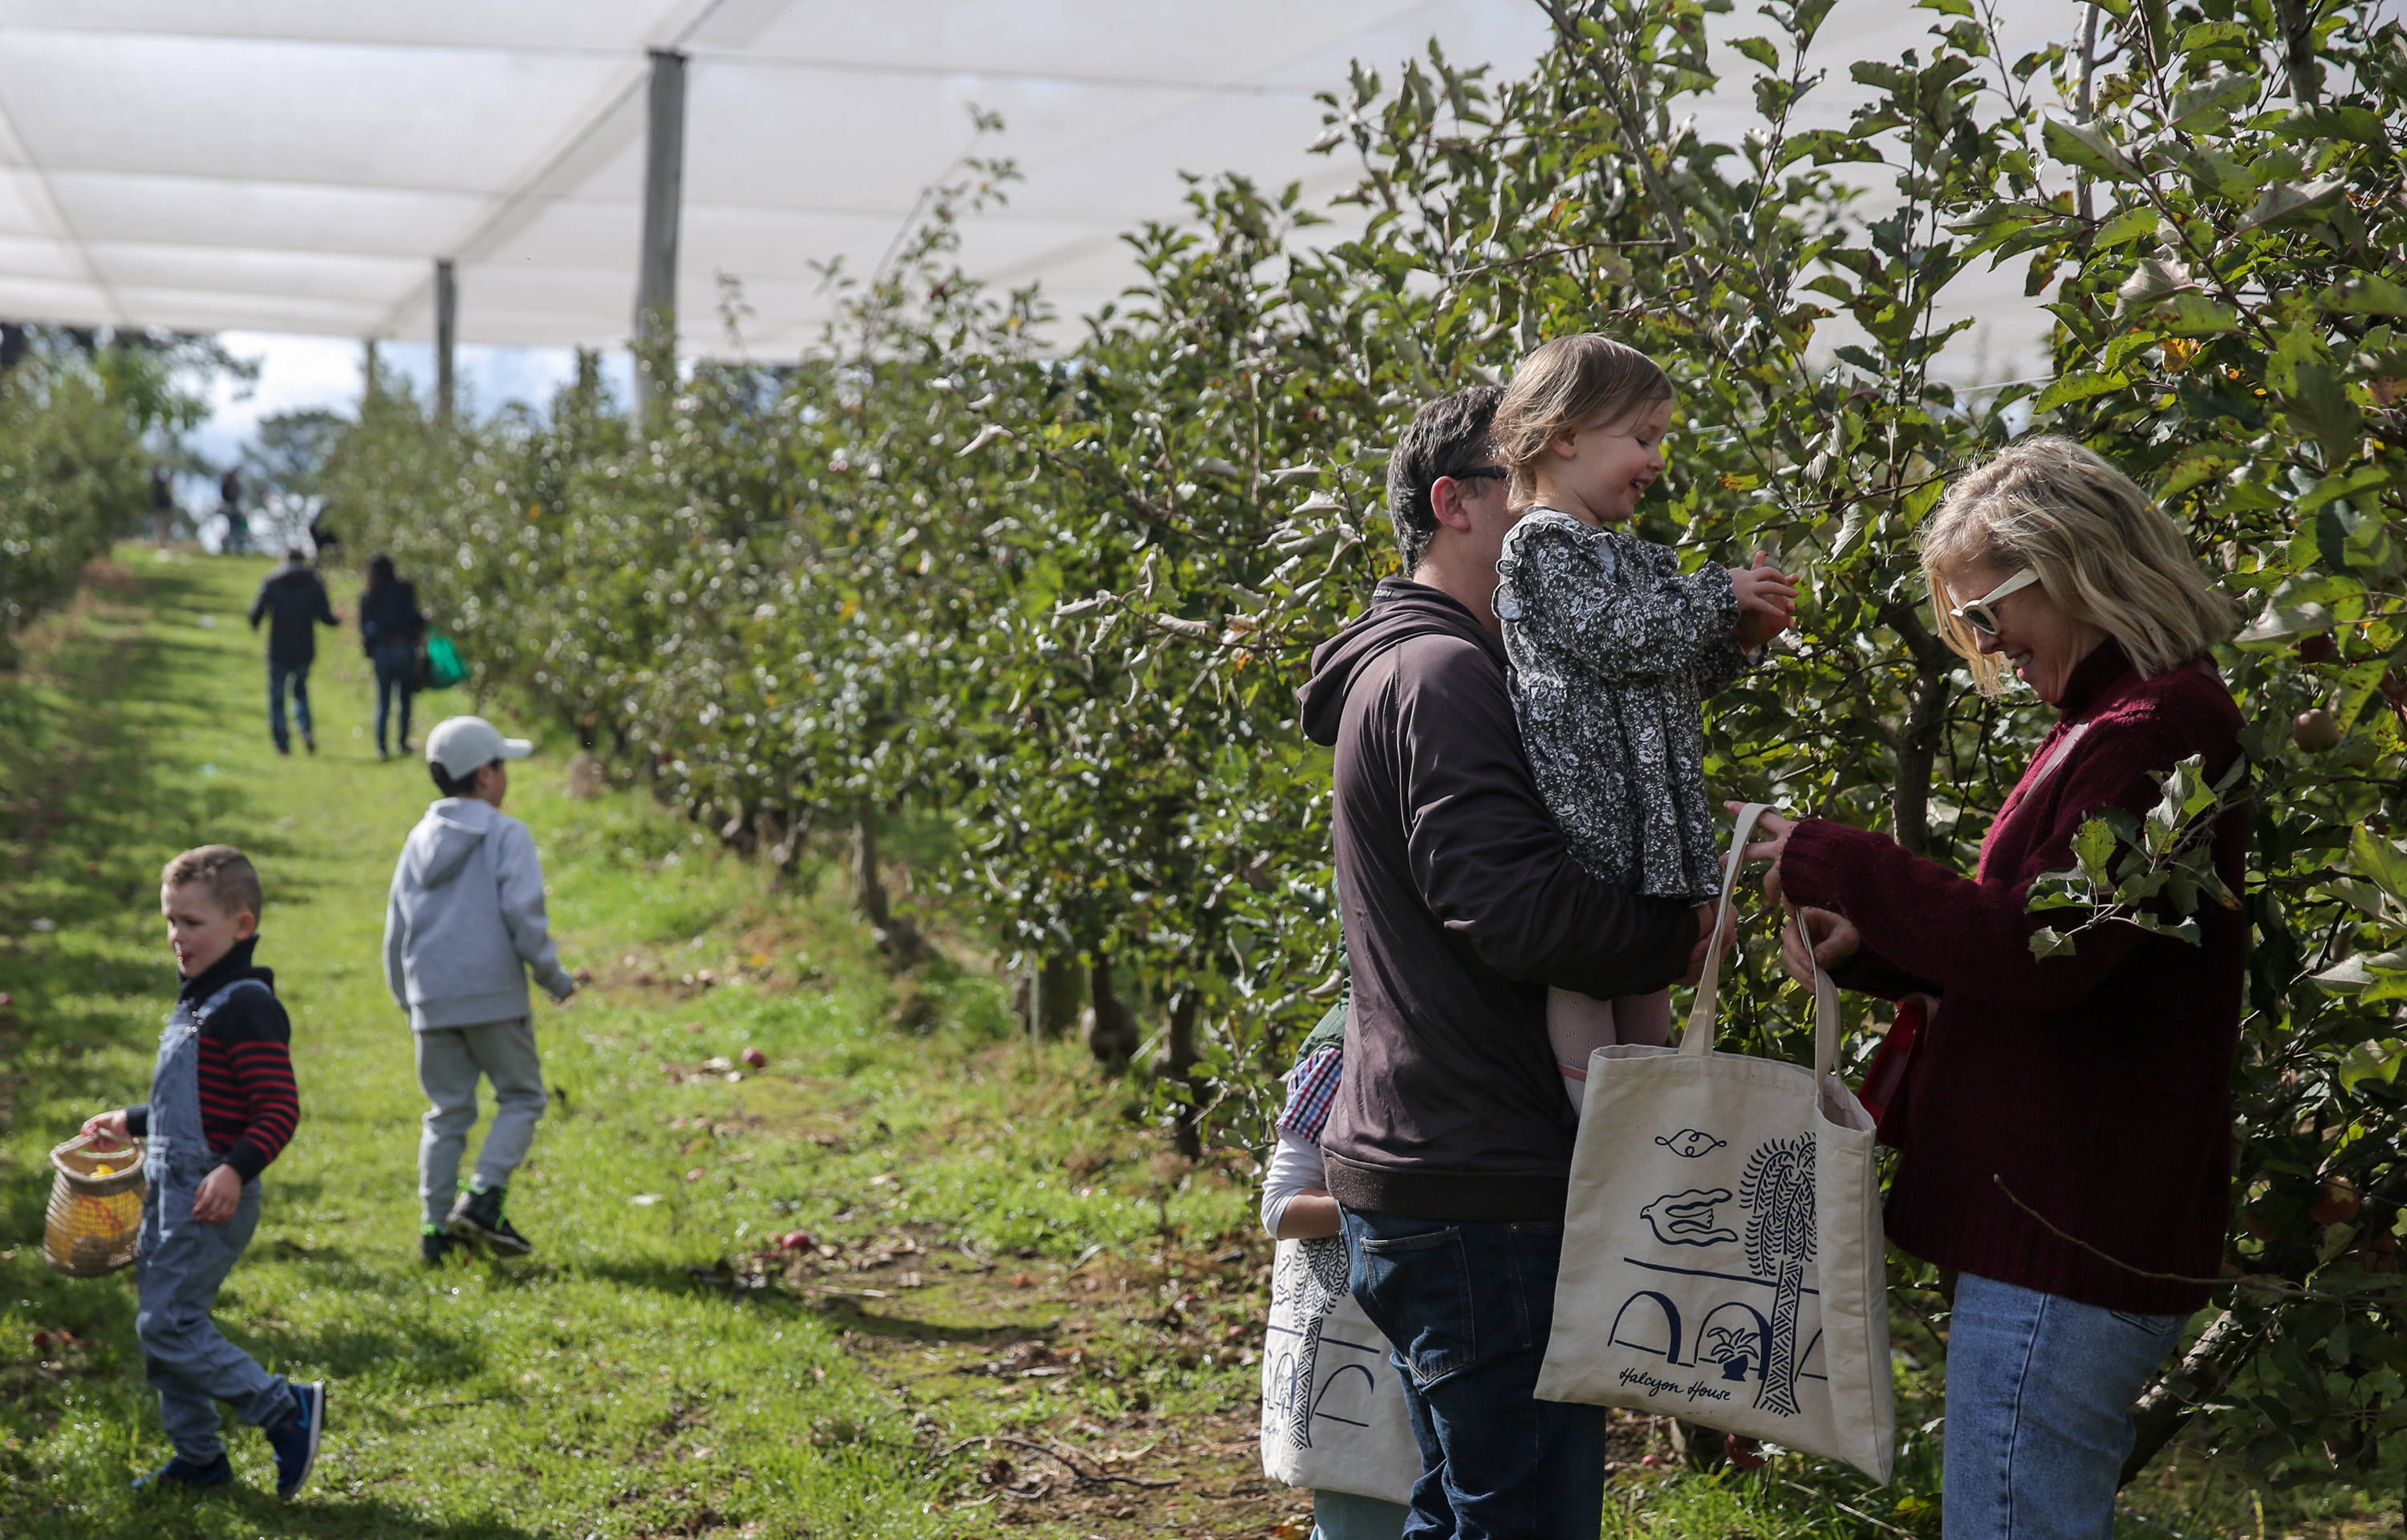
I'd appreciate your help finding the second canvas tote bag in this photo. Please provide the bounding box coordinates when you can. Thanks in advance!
[1534,803,1895,1482]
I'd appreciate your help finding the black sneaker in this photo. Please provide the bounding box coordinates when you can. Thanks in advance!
[448,1184,534,1257]
[132,1451,233,1493]
[302,734,316,755]
[266,1380,325,1498]
[421,1226,462,1266]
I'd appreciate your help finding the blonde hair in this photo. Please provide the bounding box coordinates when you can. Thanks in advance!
[162,845,263,921]
[1922,437,2238,696]
[1492,334,1674,504]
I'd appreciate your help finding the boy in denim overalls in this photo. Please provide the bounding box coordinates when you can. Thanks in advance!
[83,845,324,1497]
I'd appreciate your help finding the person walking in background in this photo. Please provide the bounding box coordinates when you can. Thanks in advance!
[386,715,578,1264]
[248,547,339,757]
[1743,438,2244,1538]
[359,553,426,761]
[149,468,179,545]
[218,468,249,556]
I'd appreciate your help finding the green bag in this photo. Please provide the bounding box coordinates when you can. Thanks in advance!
[420,631,469,690]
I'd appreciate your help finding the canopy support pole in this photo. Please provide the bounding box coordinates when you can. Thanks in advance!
[634,49,686,432]
[434,259,457,424]
[363,338,380,401]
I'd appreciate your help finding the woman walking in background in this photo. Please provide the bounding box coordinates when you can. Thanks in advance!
[359,553,427,761]
[1742,438,2244,1538]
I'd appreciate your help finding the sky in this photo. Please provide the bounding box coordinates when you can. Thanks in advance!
[190,334,636,471]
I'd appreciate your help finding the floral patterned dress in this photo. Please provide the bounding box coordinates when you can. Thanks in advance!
[1493,508,1753,903]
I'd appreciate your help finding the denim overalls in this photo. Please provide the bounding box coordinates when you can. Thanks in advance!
[134,978,290,1461]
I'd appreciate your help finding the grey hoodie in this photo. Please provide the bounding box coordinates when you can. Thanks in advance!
[384,797,575,1030]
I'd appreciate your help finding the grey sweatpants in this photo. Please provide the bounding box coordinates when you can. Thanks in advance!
[416,1016,545,1226]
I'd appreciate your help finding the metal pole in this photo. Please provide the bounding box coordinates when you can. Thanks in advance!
[634,49,687,431]
[434,259,457,424]
[363,338,380,401]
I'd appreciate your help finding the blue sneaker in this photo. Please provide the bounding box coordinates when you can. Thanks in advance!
[132,1451,233,1492]
[266,1380,326,1498]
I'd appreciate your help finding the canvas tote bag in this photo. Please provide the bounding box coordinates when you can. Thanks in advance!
[1535,803,1895,1482]
[1260,1234,1422,1502]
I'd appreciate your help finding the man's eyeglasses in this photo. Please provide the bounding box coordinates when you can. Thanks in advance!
[1949,569,2039,638]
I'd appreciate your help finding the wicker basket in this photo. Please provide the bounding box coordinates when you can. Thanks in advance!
[43,1133,145,1278]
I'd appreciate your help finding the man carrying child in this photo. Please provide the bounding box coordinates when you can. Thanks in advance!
[1296,387,1718,1536]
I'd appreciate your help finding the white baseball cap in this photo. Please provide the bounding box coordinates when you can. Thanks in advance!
[425,715,534,779]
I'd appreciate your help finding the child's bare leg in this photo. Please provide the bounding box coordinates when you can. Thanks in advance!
[1612,988,1673,1048]
[1547,987,1620,1110]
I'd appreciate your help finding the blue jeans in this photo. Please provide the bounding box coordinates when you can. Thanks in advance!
[1341,1210,1607,1540]
[372,642,416,755]
[266,659,312,752]
[1944,1271,2189,1539]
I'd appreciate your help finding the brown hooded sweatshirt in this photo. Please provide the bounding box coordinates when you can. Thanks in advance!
[1299,578,1697,1220]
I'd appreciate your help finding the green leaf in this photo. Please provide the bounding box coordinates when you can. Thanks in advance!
[2072,816,2117,879]
[2034,370,2129,411]
[2236,179,2346,233]
[2043,117,2135,181]
[2115,257,2197,318]
[2168,74,2260,130]
[2297,464,2392,515]
[2159,292,2243,334]
[2030,926,2080,958]
[2091,205,2161,249]
[2320,274,2407,317]
[1730,34,1780,69]
[2349,825,2407,902]
[2275,104,2389,145]
[2288,363,2363,467]
[2314,950,2407,995]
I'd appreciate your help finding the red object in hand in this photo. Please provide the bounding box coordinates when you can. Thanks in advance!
[1857,995,1931,1147]
[1726,1433,1766,1469]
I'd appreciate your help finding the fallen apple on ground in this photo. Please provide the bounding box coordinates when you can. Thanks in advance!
[742,1047,768,1068]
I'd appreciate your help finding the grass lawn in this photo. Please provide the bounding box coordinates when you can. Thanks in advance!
[0,550,2389,1538]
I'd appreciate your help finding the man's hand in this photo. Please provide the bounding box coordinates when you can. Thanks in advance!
[1780,906,1861,983]
[1729,552,1801,647]
[81,1109,132,1149]
[192,1164,242,1224]
[1677,902,1734,987]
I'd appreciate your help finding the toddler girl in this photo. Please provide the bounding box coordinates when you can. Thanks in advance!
[1489,334,1798,1101]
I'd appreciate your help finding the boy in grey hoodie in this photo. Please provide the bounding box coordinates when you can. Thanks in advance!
[385,715,577,1263]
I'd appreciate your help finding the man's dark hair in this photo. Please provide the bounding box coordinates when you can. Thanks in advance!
[1386,385,1504,574]
[430,758,501,798]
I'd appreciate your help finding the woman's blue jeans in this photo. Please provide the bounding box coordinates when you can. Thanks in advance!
[1944,1271,2189,1539]
[372,642,416,754]
[1340,1209,1607,1540]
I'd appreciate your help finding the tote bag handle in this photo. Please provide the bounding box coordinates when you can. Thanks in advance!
[1678,802,1844,1084]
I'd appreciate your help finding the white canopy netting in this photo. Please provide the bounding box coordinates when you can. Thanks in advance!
[0,1,2304,373]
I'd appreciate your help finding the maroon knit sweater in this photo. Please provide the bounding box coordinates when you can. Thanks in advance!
[1781,641,2245,1314]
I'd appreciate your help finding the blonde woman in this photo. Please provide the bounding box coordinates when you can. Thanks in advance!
[1739,437,2243,1537]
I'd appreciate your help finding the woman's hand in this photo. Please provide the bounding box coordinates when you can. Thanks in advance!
[1729,802,1797,906]
[81,1109,131,1149]
[1780,906,1861,983]
[192,1165,242,1225]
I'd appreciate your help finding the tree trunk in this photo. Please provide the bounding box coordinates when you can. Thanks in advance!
[2120,1308,2251,1486]
[1164,983,1202,1158]
[1883,602,1957,857]
[1081,955,1138,1069]
[1035,952,1082,1040]
[2270,0,2321,105]
[851,804,924,967]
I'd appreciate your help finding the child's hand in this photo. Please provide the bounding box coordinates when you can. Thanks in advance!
[192,1165,242,1224]
[81,1109,132,1149]
[1730,552,1800,646]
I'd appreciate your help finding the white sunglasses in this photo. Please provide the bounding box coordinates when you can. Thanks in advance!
[1949,569,2039,637]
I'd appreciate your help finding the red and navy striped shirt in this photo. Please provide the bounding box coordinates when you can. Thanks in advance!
[124,938,300,1180]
